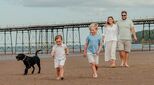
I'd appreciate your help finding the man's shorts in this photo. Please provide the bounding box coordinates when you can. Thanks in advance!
[54,57,66,68]
[87,52,99,65]
[118,40,132,52]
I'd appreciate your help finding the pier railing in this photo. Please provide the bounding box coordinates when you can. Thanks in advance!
[0,18,154,54]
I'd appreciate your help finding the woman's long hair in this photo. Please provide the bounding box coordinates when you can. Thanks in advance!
[106,16,115,25]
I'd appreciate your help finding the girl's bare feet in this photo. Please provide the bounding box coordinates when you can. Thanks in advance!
[93,74,98,78]
[56,77,60,80]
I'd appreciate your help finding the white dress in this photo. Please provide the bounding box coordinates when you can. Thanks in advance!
[103,24,118,61]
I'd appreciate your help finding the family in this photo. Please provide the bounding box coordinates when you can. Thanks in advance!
[50,10,137,80]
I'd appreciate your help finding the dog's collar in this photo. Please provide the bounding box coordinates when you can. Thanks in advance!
[23,55,27,60]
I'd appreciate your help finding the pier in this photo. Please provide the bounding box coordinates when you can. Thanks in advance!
[0,18,154,54]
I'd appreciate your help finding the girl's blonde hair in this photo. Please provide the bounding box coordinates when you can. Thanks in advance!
[89,23,99,30]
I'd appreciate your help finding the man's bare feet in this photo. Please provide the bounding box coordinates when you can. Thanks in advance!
[120,62,124,67]
[124,64,129,67]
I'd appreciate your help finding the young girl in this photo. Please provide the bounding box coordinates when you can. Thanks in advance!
[51,35,69,80]
[84,23,102,78]
[103,16,118,67]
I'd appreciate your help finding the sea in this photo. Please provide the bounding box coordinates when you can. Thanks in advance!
[0,44,154,54]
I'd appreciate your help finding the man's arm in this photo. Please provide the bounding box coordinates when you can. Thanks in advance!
[130,27,137,41]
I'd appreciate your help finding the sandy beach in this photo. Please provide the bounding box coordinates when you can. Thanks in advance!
[0,51,154,85]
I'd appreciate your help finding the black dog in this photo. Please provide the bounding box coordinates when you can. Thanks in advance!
[16,50,41,75]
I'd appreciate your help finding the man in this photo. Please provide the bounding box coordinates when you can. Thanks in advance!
[117,11,137,67]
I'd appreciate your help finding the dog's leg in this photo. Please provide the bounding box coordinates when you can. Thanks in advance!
[24,68,28,75]
[31,66,35,74]
[37,63,41,74]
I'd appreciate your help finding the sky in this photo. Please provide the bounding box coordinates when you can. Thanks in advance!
[0,0,154,27]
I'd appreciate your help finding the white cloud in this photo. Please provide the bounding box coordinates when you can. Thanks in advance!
[21,0,154,7]
[1,0,154,26]
[23,0,85,7]
[2,0,22,5]
[3,0,154,8]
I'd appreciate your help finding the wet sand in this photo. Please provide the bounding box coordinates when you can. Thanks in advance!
[0,52,154,85]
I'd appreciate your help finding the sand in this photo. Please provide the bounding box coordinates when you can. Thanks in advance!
[0,52,154,85]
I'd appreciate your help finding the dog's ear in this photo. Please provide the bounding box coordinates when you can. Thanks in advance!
[16,54,26,61]
[16,55,20,61]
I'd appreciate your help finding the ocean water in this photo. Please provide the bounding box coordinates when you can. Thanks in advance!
[0,44,154,54]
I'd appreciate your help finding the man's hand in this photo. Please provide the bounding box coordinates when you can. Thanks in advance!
[134,36,138,41]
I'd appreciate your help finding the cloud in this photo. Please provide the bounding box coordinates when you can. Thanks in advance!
[3,0,154,8]
[2,0,23,5]
[22,0,154,7]
[23,0,85,7]
[20,0,154,20]
[4,0,154,10]
[1,0,154,27]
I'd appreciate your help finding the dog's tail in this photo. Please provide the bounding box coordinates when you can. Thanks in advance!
[35,50,42,56]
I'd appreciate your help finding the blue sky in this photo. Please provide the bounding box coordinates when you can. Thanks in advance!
[0,0,154,27]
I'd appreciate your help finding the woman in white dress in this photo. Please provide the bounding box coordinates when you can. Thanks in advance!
[103,16,118,67]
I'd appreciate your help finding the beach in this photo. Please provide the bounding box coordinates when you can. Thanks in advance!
[0,51,154,85]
